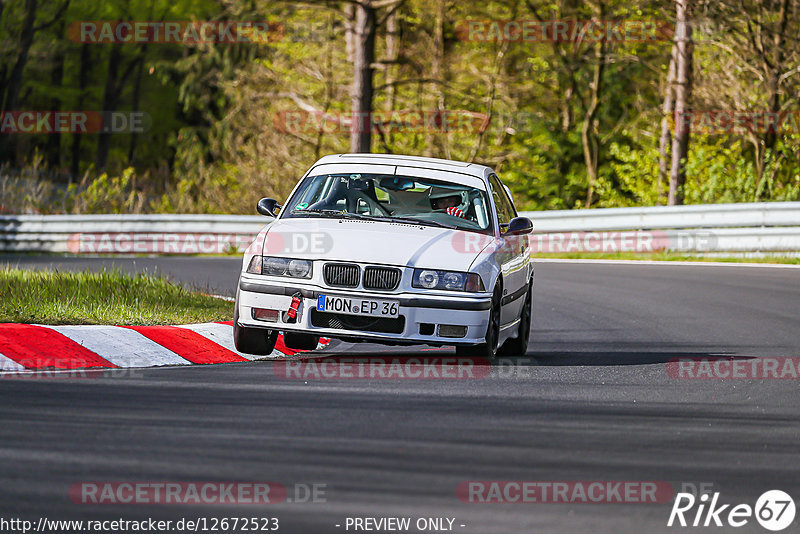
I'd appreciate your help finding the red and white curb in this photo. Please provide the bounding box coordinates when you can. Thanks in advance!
[0,322,322,373]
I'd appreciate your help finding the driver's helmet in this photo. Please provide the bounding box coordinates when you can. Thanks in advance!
[429,187,470,214]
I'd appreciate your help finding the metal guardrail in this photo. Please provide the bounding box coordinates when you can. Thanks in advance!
[0,202,798,255]
[0,214,270,254]
[523,202,800,232]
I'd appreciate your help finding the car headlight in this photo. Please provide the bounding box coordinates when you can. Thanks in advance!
[246,256,312,279]
[412,269,484,292]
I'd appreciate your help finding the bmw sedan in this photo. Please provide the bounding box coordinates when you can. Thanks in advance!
[234,153,534,359]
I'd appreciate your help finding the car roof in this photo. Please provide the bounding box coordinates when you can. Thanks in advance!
[313,153,494,179]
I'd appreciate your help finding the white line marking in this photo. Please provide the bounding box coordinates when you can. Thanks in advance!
[532,258,800,269]
[45,325,192,368]
[0,352,26,372]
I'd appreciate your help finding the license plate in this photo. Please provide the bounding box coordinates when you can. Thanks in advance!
[317,295,400,318]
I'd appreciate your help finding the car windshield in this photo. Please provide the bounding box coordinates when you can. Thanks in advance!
[282,173,493,234]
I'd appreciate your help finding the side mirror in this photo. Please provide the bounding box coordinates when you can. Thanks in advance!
[504,217,534,236]
[257,198,281,217]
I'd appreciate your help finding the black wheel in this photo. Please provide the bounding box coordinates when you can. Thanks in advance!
[498,281,532,357]
[283,332,320,351]
[233,293,278,355]
[456,283,501,361]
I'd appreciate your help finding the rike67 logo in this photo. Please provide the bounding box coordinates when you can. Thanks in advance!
[668,490,796,531]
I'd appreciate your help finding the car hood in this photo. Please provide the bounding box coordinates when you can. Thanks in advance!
[261,217,493,272]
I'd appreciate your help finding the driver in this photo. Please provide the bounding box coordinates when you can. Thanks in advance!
[429,188,470,219]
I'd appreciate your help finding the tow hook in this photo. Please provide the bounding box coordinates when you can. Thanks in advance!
[284,293,303,323]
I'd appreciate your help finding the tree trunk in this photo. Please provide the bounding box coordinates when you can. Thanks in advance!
[46,18,67,171]
[384,9,399,112]
[0,0,38,163]
[344,3,356,64]
[0,0,7,100]
[763,0,790,151]
[657,44,677,205]
[1,0,37,113]
[425,0,447,158]
[668,0,693,206]
[95,44,123,171]
[128,0,155,166]
[560,72,576,134]
[70,43,91,179]
[349,0,376,153]
[380,7,399,151]
[582,2,606,208]
[128,45,148,165]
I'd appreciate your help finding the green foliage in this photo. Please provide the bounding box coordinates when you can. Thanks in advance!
[151,162,248,214]
[0,0,798,213]
[602,142,663,207]
[67,168,144,214]
[502,126,588,210]
[685,136,800,204]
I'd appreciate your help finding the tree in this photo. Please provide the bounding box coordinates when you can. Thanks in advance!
[3,0,800,214]
[668,0,693,205]
[0,0,69,163]
[348,0,377,152]
[704,0,800,194]
[346,0,404,153]
[582,1,608,207]
[0,0,39,163]
[657,44,677,204]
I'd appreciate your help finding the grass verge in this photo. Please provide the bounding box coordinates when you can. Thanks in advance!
[535,252,800,264]
[0,268,233,325]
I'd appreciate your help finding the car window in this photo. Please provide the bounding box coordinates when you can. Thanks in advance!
[283,173,494,234]
[488,174,516,226]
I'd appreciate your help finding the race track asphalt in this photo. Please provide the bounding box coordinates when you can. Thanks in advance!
[1,255,798,533]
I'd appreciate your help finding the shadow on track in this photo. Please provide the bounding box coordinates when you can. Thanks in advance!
[519,352,754,367]
[287,341,755,368]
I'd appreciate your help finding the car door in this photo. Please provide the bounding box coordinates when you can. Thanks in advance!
[488,174,528,326]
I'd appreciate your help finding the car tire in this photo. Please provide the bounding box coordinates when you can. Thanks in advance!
[284,332,321,351]
[498,281,532,357]
[455,283,501,361]
[233,292,278,355]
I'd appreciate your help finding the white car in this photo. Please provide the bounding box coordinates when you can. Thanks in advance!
[234,154,534,359]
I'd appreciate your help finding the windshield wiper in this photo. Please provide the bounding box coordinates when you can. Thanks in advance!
[291,210,460,230]
[291,209,361,219]
[380,216,460,230]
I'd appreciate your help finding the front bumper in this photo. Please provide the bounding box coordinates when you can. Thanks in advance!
[236,276,491,345]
